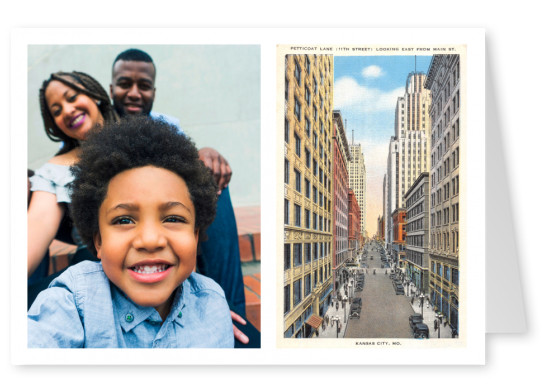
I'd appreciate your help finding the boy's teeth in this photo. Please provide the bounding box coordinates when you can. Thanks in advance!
[133,264,168,274]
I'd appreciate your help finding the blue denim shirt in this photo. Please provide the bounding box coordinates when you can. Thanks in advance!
[28,261,234,348]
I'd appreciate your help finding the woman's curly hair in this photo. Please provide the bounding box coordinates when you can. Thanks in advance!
[39,71,119,155]
[69,116,218,257]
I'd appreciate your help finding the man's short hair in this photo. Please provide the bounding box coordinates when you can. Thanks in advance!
[112,48,156,72]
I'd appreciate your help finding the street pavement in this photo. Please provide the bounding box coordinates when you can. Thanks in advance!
[345,270,413,338]
[316,243,453,339]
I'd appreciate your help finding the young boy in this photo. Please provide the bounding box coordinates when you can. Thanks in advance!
[27,116,234,348]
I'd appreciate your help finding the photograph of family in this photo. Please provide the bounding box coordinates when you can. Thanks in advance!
[25,45,261,349]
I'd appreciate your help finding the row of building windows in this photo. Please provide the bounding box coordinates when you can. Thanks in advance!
[430,230,459,253]
[406,201,424,220]
[284,70,333,157]
[405,249,424,267]
[283,199,332,232]
[406,234,424,247]
[284,159,332,210]
[284,241,331,270]
[405,182,425,208]
[285,122,331,176]
[284,262,331,314]
[431,176,459,211]
[431,261,459,286]
[406,216,424,232]
[432,118,460,170]
[432,151,460,189]
[430,201,459,228]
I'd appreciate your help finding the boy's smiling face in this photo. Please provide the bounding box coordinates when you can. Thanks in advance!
[94,165,198,320]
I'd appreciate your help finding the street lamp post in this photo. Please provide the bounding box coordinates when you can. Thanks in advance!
[331,316,341,338]
[343,300,347,323]
[419,293,425,318]
[436,313,444,338]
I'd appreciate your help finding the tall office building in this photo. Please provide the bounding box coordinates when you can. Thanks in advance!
[348,144,367,238]
[283,54,334,338]
[425,54,461,334]
[385,72,431,259]
[332,110,351,292]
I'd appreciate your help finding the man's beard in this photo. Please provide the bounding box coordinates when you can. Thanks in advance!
[113,101,152,118]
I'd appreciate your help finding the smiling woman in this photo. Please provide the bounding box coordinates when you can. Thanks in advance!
[44,80,104,142]
[27,71,118,280]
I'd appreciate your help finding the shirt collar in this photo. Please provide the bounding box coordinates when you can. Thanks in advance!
[167,282,187,328]
[111,283,187,332]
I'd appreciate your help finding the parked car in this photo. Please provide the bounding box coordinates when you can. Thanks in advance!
[413,322,429,339]
[352,297,362,306]
[394,284,405,295]
[349,309,361,319]
[350,303,362,314]
[409,313,424,329]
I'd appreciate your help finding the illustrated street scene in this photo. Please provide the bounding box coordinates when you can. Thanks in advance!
[282,48,461,341]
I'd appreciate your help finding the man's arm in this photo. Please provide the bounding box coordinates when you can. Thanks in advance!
[150,113,233,192]
[198,147,232,193]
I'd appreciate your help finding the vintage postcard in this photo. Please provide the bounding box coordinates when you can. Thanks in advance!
[276,37,484,360]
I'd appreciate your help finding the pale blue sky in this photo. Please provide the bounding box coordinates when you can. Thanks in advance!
[334,55,432,235]
[334,55,432,143]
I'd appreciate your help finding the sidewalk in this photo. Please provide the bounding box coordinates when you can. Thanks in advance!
[317,276,355,338]
[406,283,453,339]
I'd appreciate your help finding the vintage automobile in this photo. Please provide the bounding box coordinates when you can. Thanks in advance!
[349,308,361,319]
[394,283,405,295]
[412,322,429,339]
[409,313,424,329]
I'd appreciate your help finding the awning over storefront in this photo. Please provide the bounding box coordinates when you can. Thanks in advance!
[305,314,323,329]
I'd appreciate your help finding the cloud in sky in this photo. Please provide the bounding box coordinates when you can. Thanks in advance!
[334,76,403,113]
[362,65,383,78]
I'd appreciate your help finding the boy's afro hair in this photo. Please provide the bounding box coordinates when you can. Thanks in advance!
[69,116,218,257]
